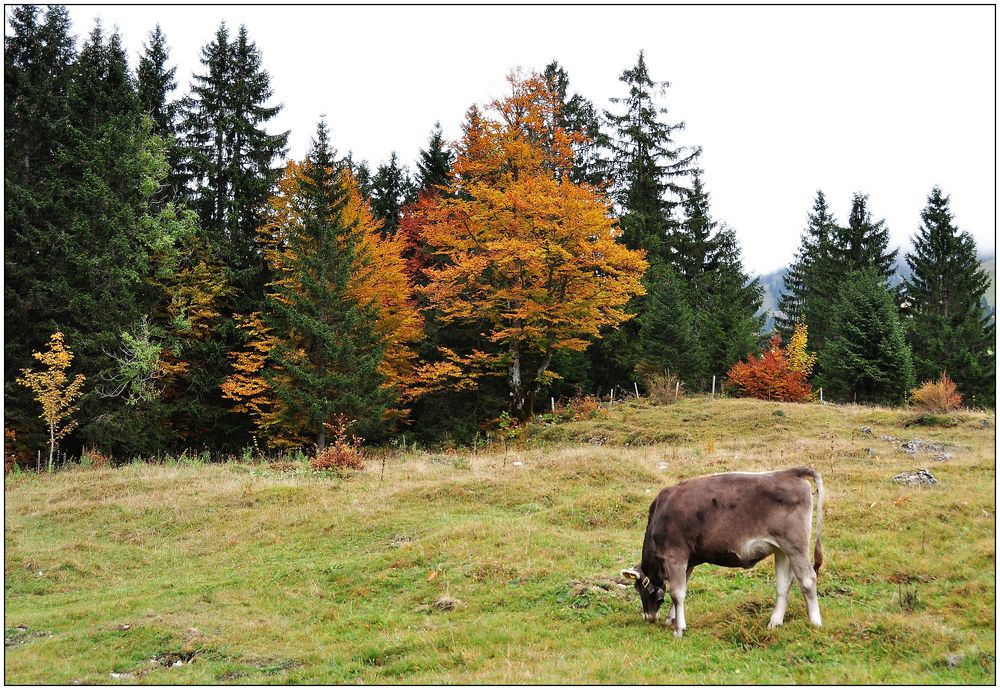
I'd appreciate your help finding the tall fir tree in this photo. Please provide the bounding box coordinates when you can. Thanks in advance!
[369,152,416,237]
[137,24,183,204]
[591,51,699,391]
[542,60,605,187]
[902,187,995,406]
[818,270,914,404]
[776,190,840,350]
[8,19,173,455]
[5,5,77,453]
[224,121,405,447]
[267,122,388,447]
[180,22,289,306]
[136,24,176,138]
[178,22,289,449]
[835,192,897,284]
[669,171,763,386]
[415,122,454,193]
[636,262,703,379]
[603,50,700,257]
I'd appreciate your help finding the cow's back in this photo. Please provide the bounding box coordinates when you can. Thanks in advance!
[650,469,813,567]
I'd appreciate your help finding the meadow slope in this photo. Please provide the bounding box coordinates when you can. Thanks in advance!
[4,397,995,684]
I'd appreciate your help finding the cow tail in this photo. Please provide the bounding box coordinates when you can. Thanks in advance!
[796,467,824,575]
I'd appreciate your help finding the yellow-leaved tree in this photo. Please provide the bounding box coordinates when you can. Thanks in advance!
[786,322,817,378]
[417,71,648,418]
[17,332,86,470]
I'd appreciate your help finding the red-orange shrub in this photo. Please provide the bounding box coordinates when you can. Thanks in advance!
[81,447,111,469]
[311,416,365,472]
[726,335,813,402]
[911,373,963,413]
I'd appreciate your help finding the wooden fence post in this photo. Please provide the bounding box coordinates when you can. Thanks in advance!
[712,375,716,398]
[634,381,640,399]
[674,380,680,402]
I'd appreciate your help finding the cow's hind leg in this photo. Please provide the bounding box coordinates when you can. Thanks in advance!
[768,550,793,628]
[788,551,822,626]
[665,559,690,638]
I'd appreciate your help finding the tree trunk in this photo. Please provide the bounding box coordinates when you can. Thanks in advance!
[317,425,326,452]
[508,344,525,419]
[526,349,555,418]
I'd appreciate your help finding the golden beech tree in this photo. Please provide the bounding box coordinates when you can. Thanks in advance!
[16,332,86,470]
[223,122,422,448]
[785,322,817,378]
[418,71,648,418]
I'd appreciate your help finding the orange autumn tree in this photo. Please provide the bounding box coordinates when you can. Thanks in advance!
[726,334,813,402]
[222,121,422,449]
[418,71,648,418]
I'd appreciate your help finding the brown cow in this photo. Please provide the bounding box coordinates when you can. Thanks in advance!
[621,467,824,637]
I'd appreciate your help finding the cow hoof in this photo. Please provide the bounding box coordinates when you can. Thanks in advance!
[767,620,783,629]
[673,629,684,638]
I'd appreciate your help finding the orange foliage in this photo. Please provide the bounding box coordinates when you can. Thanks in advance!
[310,415,365,472]
[911,373,963,413]
[223,161,423,445]
[725,334,813,402]
[417,71,647,401]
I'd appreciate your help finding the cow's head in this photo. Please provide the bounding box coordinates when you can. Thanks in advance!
[621,565,665,622]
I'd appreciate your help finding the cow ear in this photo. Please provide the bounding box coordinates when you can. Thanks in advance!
[621,567,640,581]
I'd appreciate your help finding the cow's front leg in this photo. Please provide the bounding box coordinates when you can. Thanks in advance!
[665,558,690,637]
[667,565,694,626]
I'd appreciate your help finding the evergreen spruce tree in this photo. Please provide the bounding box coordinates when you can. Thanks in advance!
[350,157,374,199]
[776,190,840,350]
[818,270,914,404]
[672,171,763,385]
[835,192,897,283]
[592,51,699,391]
[636,262,703,378]
[5,5,78,452]
[181,22,289,306]
[7,20,172,455]
[137,24,177,138]
[369,152,416,237]
[178,23,289,449]
[902,187,995,405]
[262,121,390,447]
[137,24,183,204]
[695,226,765,382]
[542,60,605,187]
[415,122,454,193]
[603,50,699,256]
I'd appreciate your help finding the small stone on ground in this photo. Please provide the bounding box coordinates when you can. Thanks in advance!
[893,469,938,485]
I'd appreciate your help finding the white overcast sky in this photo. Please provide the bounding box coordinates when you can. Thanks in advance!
[41,5,998,275]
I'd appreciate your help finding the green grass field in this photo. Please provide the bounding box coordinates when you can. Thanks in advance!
[4,397,995,684]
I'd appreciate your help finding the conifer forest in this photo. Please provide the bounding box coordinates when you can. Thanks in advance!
[5,6,995,467]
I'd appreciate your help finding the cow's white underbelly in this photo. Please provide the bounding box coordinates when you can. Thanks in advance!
[738,537,780,562]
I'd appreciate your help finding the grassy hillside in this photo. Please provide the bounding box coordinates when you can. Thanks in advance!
[4,397,995,684]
